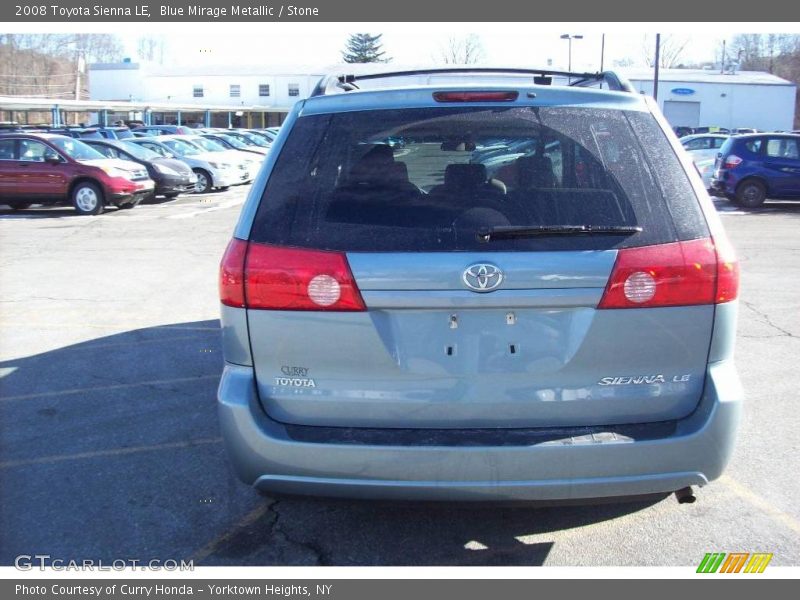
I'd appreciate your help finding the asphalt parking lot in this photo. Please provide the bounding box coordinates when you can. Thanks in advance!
[0,187,798,567]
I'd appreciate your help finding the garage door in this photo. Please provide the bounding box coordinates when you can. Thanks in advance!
[663,101,701,127]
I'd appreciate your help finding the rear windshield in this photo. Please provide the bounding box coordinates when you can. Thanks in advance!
[250,106,706,252]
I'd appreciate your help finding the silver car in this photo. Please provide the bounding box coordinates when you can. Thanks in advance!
[217,68,742,502]
[129,136,249,193]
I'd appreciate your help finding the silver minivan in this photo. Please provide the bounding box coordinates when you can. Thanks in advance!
[217,68,742,502]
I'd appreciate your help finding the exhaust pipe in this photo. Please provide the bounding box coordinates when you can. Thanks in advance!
[675,486,697,504]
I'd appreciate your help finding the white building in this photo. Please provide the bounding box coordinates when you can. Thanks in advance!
[621,68,796,131]
[89,63,797,131]
[89,61,325,127]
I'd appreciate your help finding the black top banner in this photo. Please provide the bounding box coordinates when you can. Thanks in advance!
[4,0,800,22]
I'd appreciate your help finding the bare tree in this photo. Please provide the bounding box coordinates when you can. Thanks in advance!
[643,34,690,68]
[137,36,166,63]
[438,34,485,65]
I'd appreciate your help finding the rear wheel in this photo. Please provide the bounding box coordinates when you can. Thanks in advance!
[736,179,767,208]
[72,182,104,215]
[193,169,212,194]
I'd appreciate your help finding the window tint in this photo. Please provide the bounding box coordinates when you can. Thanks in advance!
[19,140,50,161]
[744,138,763,153]
[89,144,117,158]
[766,138,799,159]
[0,138,16,160]
[251,107,705,252]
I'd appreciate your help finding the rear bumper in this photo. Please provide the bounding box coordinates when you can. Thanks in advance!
[217,361,742,501]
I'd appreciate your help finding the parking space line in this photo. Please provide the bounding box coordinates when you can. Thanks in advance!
[0,437,223,469]
[167,198,245,219]
[719,475,800,535]
[189,502,273,564]
[0,374,220,402]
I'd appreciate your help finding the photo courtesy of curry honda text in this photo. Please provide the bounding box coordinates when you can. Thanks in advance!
[217,68,742,503]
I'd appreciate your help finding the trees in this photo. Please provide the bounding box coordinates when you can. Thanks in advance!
[342,33,389,63]
[438,34,485,65]
[643,34,690,68]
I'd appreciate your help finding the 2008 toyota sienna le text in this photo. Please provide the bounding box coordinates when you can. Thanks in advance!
[216,68,742,502]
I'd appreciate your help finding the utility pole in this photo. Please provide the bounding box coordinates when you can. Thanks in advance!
[600,34,605,72]
[653,33,661,100]
[720,39,726,74]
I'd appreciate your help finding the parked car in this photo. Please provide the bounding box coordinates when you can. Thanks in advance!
[673,126,694,138]
[214,129,271,151]
[91,127,135,140]
[241,129,277,145]
[46,127,102,139]
[680,134,729,189]
[0,133,154,214]
[132,125,195,136]
[128,136,249,193]
[178,134,265,173]
[82,138,197,199]
[200,132,269,157]
[693,126,731,135]
[250,128,279,143]
[711,133,800,207]
[217,68,742,503]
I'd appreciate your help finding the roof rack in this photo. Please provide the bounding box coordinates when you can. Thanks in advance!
[310,67,635,97]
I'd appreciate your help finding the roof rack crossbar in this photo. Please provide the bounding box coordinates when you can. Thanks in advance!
[310,68,634,96]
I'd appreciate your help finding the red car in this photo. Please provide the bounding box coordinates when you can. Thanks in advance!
[0,133,155,215]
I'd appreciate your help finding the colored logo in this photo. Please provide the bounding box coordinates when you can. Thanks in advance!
[697,552,773,573]
[671,87,696,96]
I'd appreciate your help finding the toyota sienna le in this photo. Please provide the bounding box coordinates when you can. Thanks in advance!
[217,68,742,502]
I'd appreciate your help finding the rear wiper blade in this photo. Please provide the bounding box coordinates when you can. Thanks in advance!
[477,224,642,242]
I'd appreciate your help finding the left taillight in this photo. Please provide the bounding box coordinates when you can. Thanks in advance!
[219,240,366,311]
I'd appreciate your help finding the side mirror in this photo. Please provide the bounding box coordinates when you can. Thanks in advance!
[44,154,61,164]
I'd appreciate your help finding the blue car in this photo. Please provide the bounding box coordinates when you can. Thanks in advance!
[711,133,800,207]
[217,68,742,503]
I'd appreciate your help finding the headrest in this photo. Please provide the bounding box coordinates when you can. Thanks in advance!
[516,155,554,188]
[348,144,395,184]
[444,163,488,189]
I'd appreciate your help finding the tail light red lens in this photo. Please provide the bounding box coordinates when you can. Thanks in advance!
[433,91,519,103]
[219,238,247,308]
[220,240,365,311]
[723,154,742,169]
[598,237,739,309]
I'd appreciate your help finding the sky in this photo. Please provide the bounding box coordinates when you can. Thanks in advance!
[111,24,742,71]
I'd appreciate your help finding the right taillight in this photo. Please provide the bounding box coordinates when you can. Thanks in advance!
[219,240,365,311]
[723,154,742,169]
[598,237,739,309]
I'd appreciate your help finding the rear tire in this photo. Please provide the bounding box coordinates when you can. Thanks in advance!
[72,182,104,215]
[193,169,212,194]
[736,179,767,208]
